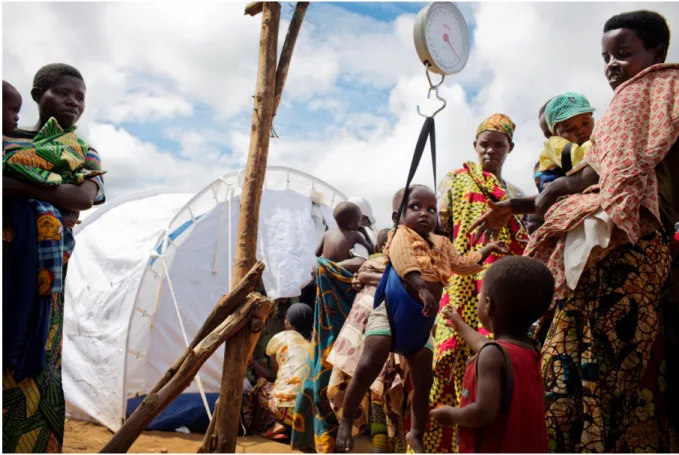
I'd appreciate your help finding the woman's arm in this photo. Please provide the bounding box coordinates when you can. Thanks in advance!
[337,257,366,274]
[3,177,99,211]
[470,165,600,241]
[535,165,599,218]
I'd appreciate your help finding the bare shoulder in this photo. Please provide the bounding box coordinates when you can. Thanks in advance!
[477,343,505,369]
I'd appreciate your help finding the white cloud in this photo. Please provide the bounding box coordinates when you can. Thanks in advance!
[4,1,679,228]
[106,91,194,123]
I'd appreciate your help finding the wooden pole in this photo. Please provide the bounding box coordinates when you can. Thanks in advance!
[272,2,309,117]
[231,1,281,284]
[100,293,273,453]
[207,2,281,452]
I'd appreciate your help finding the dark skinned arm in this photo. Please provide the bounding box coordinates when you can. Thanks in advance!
[358,227,376,253]
[3,177,99,211]
[442,307,489,354]
[357,270,383,287]
[535,165,599,218]
[470,166,600,242]
[250,359,276,382]
[356,231,375,255]
[337,256,365,274]
[403,271,437,317]
[315,234,325,258]
[435,346,504,428]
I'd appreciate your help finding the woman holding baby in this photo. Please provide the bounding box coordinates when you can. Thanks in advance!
[3,63,105,453]
[473,11,678,452]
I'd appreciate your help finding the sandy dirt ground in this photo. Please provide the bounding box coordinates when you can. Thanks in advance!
[64,419,373,453]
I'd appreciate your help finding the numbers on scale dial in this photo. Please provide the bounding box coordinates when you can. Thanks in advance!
[424,4,466,74]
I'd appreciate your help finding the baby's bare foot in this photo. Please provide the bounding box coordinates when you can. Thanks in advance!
[336,417,354,453]
[406,430,425,453]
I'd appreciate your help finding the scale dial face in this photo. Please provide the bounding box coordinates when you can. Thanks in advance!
[414,2,470,75]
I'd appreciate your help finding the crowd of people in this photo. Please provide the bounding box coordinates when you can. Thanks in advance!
[240,9,679,455]
[2,7,678,455]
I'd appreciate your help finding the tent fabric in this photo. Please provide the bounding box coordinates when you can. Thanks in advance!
[63,167,346,431]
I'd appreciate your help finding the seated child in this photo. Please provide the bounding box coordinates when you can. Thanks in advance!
[536,92,595,192]
[335,185,508,453]
[3,81,22,139]
[316,201,374,263]
[248,303,313,439]
[430,256,554,453]
[2,80,105,228]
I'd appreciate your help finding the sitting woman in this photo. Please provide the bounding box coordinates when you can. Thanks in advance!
[246,303,313,440]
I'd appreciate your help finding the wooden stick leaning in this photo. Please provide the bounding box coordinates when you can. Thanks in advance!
[272,2,309,117]
[100,293,274,454]
[147,261,265,397]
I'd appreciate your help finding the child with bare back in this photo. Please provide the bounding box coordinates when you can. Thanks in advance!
[316,201,374,262]
[335,185,509,453]
[430,256,553,453]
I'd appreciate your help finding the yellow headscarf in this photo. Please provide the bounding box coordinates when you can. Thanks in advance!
[475,113,515,140]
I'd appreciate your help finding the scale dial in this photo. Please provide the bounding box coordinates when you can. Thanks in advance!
[413,2,470,75]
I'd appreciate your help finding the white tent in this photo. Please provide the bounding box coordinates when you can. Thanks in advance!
[63,166,346,432]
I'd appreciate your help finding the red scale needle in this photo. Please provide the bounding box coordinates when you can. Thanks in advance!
[443,32,459,60]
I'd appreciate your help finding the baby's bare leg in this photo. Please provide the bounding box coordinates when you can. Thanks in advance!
[336,335,391,453]
[405,347,434,453]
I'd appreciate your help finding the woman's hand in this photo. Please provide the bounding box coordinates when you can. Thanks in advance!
[351,274,363,291]
[470,200,513,245]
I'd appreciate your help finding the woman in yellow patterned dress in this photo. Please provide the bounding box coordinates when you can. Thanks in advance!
[3,64,105,453]
[473,11,679,452]
[422,114,529,453]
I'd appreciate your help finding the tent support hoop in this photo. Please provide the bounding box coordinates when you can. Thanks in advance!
[161,258,213,421]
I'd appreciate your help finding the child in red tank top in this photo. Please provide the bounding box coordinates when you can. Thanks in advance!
[430,256,554,453]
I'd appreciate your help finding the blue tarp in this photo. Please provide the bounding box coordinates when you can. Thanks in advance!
[126,393,219,432]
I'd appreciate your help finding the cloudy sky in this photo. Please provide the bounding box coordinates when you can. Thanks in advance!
[3,1,679,227]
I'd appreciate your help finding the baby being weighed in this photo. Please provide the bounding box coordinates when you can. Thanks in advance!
[335,184,508,453]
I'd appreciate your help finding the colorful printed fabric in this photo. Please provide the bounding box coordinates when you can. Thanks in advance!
[3,117,105,186]
[539,230,675,452]
[425,161,528,453]
[326,257,410,452]
[2,202,71,454]
[242,378,294,434]
[475,113,516,140]
[2,293,65,453]
[265,330,310,408]
[525,63,679,299]
[2,128,106,453]
[291,259,357,453]
[3,128,107,221]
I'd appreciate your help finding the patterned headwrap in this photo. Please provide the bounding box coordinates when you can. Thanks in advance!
[475,113,516,140]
